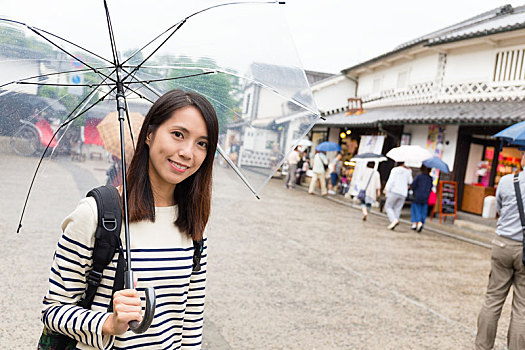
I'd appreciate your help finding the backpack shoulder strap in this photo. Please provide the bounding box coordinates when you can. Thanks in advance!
[78,185,123,309]
[512,173,525,267]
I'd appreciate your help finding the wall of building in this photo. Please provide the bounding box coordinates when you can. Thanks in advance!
[312,76,356,112]
[357,52,439,97]
[443,45,496,83]
[256,88,289,119]
[443,37,525,84]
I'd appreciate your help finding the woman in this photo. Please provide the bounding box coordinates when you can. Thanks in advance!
[357,161,381,221]
[384,162,413,230]
[40,90,218,349]
[410,165,433,232]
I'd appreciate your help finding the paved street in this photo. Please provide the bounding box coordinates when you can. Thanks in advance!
[0,150,513,349]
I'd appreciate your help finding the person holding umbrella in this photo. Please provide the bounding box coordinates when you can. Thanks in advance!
[356,161,381,221]
[40,90,217,349]
[384,162,413,230]
[410,165,433,232]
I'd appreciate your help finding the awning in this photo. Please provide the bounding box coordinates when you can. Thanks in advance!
[317,101,525,127]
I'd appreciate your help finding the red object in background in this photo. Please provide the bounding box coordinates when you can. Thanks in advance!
[35,117,57,147]
[485,148,494,160]
[84,119,104,145]
[428,191,437,206]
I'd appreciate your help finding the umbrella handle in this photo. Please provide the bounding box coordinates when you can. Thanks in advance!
[128,287,156,334]
[124,270,156,334]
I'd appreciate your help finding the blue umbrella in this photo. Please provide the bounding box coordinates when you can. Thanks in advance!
[422,156,450,173]
[316,141,341,152]
[494,121,525,145]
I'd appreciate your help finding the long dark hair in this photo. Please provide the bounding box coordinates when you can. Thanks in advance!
[126,89,218,240]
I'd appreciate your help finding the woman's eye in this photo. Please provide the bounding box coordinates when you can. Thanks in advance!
[198,141,208,149]
[172,131,183,138]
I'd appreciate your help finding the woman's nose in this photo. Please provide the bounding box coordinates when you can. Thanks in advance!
[178,142,192,159]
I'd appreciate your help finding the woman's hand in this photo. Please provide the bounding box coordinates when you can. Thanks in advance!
[102,288,143,335]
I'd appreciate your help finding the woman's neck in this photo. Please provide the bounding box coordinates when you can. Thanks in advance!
[150,180,176,207]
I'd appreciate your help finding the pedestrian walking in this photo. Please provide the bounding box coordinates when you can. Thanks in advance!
[284,146,301,189]
[296,153,310,185]
[39,90,218,349]
[308,150,328,196]
[410,165,433,232]
[356,161,381,221]
[384,162,413,230]
[328,153,343,195]
[475,153,525,350]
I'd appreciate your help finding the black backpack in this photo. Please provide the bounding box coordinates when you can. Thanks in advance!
[38,185,204,349]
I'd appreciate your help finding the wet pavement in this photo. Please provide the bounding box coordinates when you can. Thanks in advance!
[0,148,514,349]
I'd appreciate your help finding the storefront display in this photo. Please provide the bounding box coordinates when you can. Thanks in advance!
[462,142,521,215]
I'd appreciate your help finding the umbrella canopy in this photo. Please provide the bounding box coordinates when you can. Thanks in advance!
[297,139,313,147]
[1,0,319,200]
[422,156,450,173]
[1,0,320,335]
[96,111,144,160]
[494,121,525,146]
[350,152,387,162]
[316,141,341,152]
[386,145,433,164]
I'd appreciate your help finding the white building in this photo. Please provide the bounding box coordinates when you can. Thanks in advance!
[317,4,525,215]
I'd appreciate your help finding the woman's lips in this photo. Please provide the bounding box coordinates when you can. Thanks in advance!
[169,159,189,173]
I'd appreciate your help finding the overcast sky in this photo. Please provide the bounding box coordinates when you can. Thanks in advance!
[283,0,525,73]
[3,1,525,75]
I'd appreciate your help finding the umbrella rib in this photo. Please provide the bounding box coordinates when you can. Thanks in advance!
[121,1,280,68]
[121,21,186,83]
[25,26,118,86]
[17,84,117,233]
[0,66,114,90]
[0,17,115,66]
[122,1,281,80]
[15,82,113,87]
[123,98,137,152]
[119,18,185,67]
[132,65,319,116]
[123,72,262,199]
[123,71,217,85]
[103,0,121,69]
[29,25,114,65]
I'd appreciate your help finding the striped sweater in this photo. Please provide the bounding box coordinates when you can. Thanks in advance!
[41,197,207,349]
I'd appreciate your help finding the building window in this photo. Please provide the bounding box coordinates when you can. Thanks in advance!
[493,49,525,82]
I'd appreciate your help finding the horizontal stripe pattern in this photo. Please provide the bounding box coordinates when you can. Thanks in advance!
[42,197,207,350]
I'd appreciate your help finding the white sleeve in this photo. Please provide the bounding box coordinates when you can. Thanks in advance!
[41,198,114,350]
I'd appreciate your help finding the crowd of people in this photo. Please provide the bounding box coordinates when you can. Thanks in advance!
[285,151,435,232]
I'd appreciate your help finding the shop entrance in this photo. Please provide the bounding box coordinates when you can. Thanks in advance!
[460,134,521,215]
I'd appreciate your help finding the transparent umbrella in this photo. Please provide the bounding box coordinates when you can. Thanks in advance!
[0,0,320,335]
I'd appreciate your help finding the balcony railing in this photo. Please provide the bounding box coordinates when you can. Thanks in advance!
[360,80,525,108]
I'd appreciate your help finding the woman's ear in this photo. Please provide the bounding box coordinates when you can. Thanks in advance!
[146,131,152,146]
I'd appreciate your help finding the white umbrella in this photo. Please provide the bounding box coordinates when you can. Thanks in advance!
[386,145,433,166]
[297,139,313,147]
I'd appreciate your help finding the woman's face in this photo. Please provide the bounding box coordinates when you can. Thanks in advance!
[146,105,209,192]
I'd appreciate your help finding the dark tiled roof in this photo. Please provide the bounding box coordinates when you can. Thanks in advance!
[317,101,525,127]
